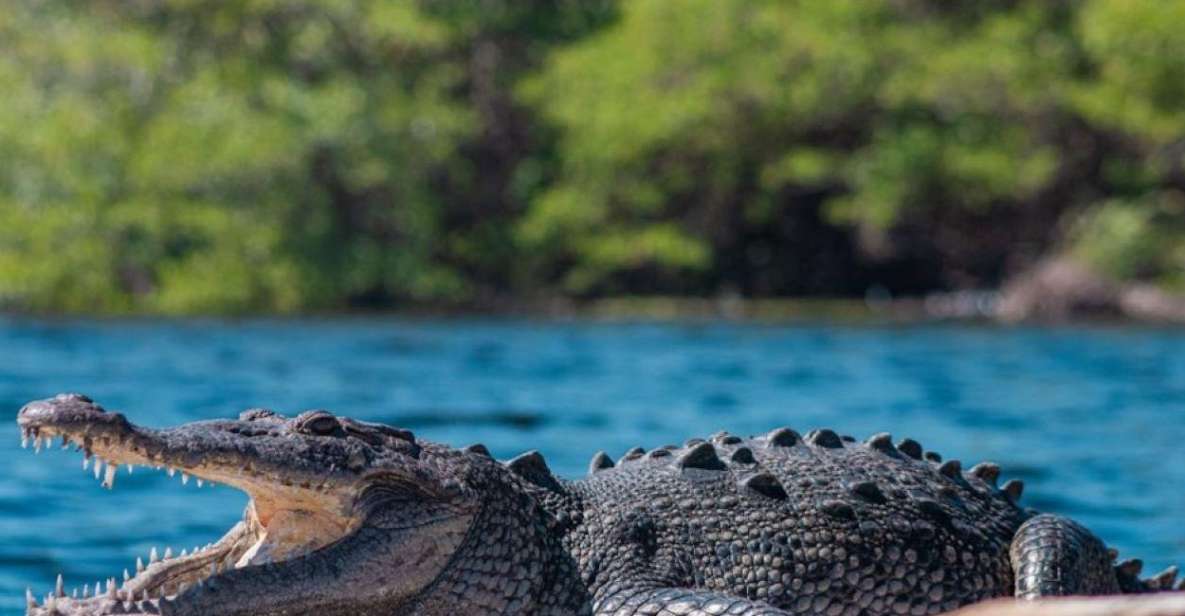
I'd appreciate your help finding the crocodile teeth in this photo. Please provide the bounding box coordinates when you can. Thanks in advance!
[56,574,64,597]
[94,458,104,480]
[182,472,190,485]
[103,463,117,489]
[150,547,158,563]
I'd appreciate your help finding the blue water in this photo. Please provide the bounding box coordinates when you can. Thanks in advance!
[2,317,1183,613]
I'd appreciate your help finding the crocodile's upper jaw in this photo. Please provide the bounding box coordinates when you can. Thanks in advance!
[16,393,426,615]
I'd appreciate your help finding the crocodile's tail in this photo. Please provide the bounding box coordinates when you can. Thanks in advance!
[1112,555,1183,593]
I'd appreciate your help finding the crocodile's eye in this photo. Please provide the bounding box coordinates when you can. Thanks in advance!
[295,410,342,436]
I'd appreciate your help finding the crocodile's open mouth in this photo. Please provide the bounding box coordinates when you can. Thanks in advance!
[17,394,366,614]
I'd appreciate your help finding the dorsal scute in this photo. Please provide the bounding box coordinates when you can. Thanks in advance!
[764,427,800,448]
[677,441,725,471]
[505,450,562,492]
[619,446,646,465]
[729,447,756,465]
[462,443,491,458]
[741,472,788,500]
[865,432,896,454]
[969,462,1000,485]
[897,438,923,459]
[588,451,614,475]
[805,428,843,449]
[1002,479,1024,502]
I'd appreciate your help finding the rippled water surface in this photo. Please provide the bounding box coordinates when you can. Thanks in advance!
[2,317,1184,613]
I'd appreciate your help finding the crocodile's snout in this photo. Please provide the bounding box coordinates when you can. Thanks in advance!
[18,394,131,449]
[19,393,474,616]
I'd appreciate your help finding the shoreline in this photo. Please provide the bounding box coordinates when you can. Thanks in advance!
[0,293,1179,327]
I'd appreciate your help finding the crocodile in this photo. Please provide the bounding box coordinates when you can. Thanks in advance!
[17,393,1183,615]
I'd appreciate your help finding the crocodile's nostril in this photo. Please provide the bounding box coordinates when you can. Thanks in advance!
[240,408,280,422]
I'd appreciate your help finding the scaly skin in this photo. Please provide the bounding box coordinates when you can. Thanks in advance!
[16,394,1183,615]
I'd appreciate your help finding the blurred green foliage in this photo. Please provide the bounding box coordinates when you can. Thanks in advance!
[0,0,1182,313]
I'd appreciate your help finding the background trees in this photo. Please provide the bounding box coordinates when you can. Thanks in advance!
[1,0,1181,313]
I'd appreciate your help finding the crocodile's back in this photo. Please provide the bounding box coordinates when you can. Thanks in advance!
[565,428,1030,614]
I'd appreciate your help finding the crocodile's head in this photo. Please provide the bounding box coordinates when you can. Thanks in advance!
[17,394,488,615]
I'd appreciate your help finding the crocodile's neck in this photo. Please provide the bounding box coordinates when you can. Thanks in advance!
[410,475,590,614]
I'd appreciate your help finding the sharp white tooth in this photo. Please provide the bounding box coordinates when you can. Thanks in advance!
[83,583,90,598]
[150,547,158,563]
[103,464,117,489]
[94,459,103,480]
[136,557,144,573]
[182,472,189,485]
[83,456,90,471]
[196,478,203,488]
[20,433,28,449]
[124,568,130,582]
[168,467,176,477]
[44,594,53,609]
[72,588,78,598]
[34,437,42,453]
[164,547,173,559]
[25,587,35,608]
[56,573,64,597]
[106,579,114,596]
[180,548,188,557]
[127,464,134,474]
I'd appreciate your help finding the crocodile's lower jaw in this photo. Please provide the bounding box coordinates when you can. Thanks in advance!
[19,425,357,614]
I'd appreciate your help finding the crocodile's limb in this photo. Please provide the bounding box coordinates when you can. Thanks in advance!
[1010,514,1121,598]
[1011,513,1183,600]
[594,584,789,615]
